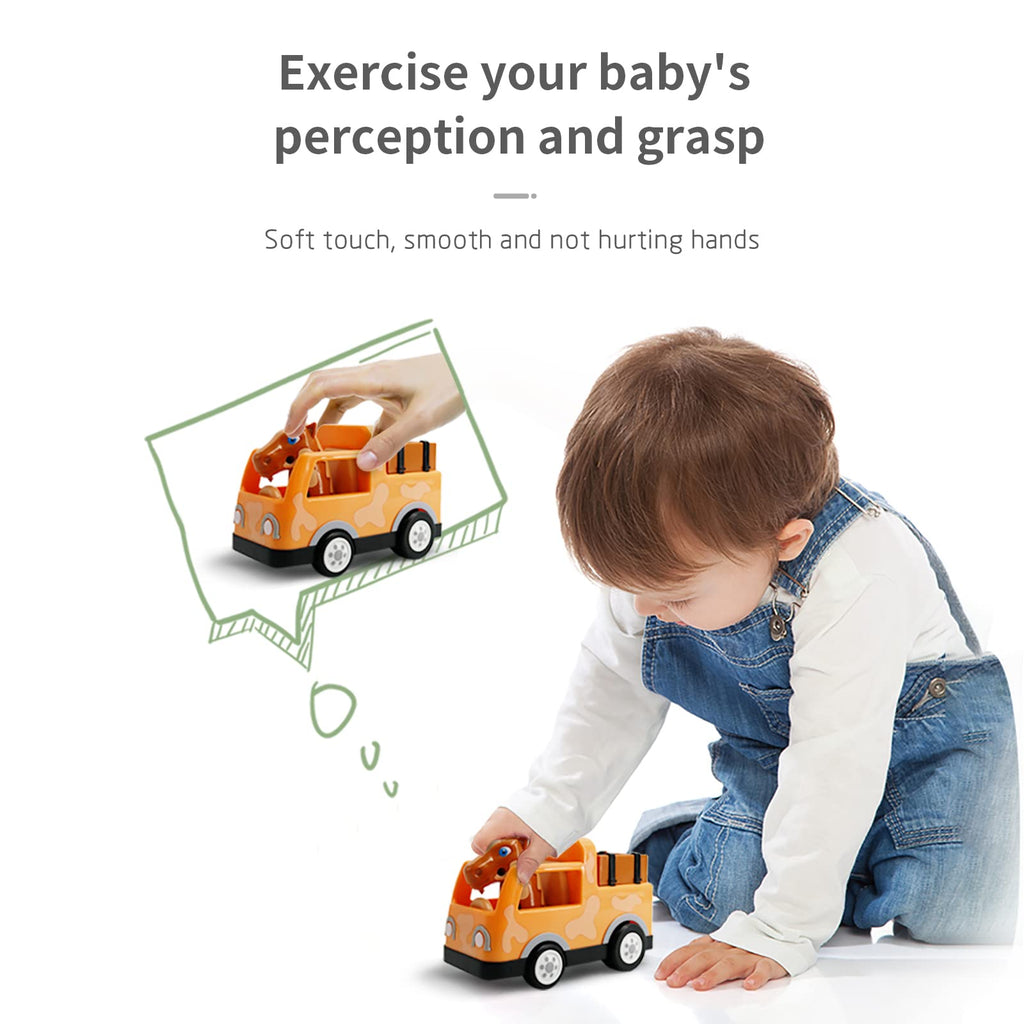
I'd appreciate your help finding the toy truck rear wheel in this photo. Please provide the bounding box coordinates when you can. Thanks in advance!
[313,530,354,577]
[524,943,566,989]
[605,922,646,971]
[394,510,435,560]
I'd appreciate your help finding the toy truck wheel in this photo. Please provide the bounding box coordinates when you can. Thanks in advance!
[394,510,435,560]
[313,530,354,577]
[524,943,566,989]
[605,922,646,971]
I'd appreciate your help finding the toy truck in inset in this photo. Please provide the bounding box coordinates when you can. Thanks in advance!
[232,423,441,577]
[444,837,653,989]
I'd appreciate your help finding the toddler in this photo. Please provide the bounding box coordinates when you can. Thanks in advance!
[473,329,1018,990]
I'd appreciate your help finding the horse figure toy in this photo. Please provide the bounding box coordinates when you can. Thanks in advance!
[251,424,320,479]
[463,838,542,910]
[250,424,332,497]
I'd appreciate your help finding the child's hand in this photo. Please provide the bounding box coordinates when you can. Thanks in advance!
[655,935,787,991]
[471,808,556,884]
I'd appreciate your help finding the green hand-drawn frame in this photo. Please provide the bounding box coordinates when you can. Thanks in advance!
[146,319,506,668]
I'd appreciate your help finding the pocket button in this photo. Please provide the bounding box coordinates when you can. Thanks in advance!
[928,677,947,699]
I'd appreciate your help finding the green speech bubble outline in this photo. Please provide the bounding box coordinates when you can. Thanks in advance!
[146,319,507,668]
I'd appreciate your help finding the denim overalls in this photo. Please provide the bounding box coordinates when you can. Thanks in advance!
[630,481,1018,943]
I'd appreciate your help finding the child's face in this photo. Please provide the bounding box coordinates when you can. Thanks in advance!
[632,547,778,631]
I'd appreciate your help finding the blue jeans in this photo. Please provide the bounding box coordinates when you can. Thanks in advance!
[631,482,1019,944]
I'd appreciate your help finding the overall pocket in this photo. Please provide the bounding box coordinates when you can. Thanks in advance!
[738,681,793,740]
[885,658,1010,849]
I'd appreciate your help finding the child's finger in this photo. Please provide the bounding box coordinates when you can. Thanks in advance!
[662,948,722,988]
[691,953,750,990]
[515,834,556,884]
[742,957,786,990]
[654,936,712,980]
[470,808,522,854]
[470,827,496,855]
[515,857,541,884]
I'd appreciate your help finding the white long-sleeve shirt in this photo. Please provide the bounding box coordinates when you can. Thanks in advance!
[504,509,972,976]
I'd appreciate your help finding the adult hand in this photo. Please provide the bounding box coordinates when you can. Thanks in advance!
[284,353,464,471]
[471,807,556,885]
[655,935,788,991]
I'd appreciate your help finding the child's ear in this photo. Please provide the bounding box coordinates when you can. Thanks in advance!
[776,519,814,561]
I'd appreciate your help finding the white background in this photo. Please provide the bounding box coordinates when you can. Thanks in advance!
[4,2,1021,1021]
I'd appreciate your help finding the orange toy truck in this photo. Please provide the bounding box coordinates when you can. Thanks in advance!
[232,423,441,577]
[444,837,653,989]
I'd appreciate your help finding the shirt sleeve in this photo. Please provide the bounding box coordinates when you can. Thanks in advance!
[503,588,671,854]
[711,545,912,976]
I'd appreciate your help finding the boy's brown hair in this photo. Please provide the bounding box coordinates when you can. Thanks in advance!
[556,328,839,590]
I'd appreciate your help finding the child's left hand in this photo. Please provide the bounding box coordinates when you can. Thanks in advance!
[655,935,788,991]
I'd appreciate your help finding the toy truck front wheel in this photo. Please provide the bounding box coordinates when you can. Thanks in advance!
[524,943,566,989]
[313,530,355,577]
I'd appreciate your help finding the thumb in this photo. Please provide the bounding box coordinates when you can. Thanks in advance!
[515,857,541,886]
[356,421,417,471]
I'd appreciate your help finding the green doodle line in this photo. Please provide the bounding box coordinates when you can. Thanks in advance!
[309,682,357,739]
[146,320,508,667]
[309,685,398,798]
[358,330,432,362]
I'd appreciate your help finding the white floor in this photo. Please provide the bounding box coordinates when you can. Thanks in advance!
[420,904,1019,1024]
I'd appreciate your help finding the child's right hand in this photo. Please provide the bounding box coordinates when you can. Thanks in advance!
[471,808,556,885]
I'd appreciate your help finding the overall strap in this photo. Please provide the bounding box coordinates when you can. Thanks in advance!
[771,478,981,654]
[880,505,982,655]
[771,479,880,598]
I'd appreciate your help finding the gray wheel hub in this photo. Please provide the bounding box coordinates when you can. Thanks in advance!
[323,536,352,572]
[533,949,564,985]
[618,931,643,964]
[407,520,432,553]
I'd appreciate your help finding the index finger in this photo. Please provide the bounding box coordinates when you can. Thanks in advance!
[655,936,714,980]
[471,824,513,856]
[284,366,382,434]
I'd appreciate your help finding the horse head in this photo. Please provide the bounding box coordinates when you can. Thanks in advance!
[462,838,526,890]
[252,424,316,479]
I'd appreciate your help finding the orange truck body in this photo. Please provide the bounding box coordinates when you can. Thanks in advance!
[232,424,441,576]
[444,838,653,986]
